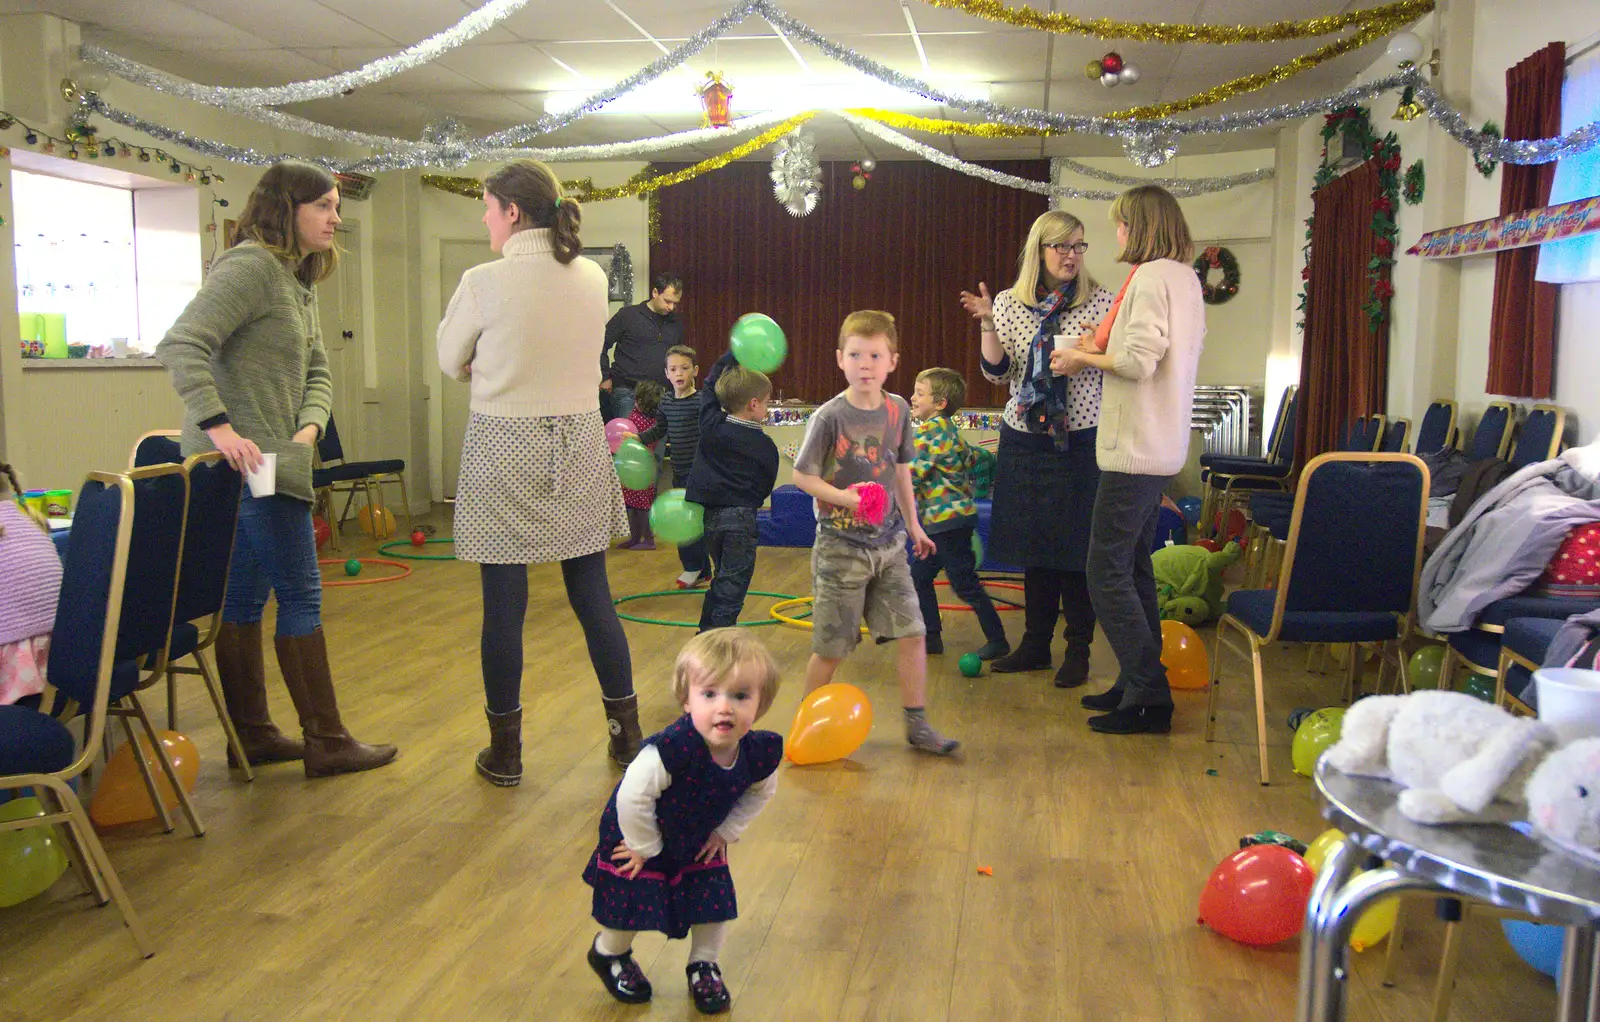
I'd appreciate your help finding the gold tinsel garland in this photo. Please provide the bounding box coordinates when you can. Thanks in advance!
[914,0,1433,43]
[847,109,1050,138]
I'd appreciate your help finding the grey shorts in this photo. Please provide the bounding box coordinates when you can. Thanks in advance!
[810,530,926,659]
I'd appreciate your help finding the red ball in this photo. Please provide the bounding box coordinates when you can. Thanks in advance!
[1198,845,1315,947]
[1100,52,1124,75]
[410,530,427,547]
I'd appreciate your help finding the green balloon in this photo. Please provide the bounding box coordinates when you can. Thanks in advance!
[1292,712,1344,777]
[1408,645,1445,689]
[614,439,657,491]
[1460,672,1497,703]
[0,797,69,907]
[958,652,983,677]
[729,313,787,373]
[649,488,705,545]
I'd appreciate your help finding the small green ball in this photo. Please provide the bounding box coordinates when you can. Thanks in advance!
[344,558,362,577]
[958,653,983,678]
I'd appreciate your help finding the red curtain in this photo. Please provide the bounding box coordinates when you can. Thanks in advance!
[1486,42,1565,398]
[1296,159,1390,468]
[650,161,1049,403]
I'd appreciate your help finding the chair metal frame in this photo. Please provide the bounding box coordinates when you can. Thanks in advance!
[1204,452,1431,785]
[128,429,182,470]
[1,473,153,956]
[312,415,412,550]
[1469,400,1516,462]
[157,452,254,780]
[1208,392,1301,540]
[1201,385,1296,537]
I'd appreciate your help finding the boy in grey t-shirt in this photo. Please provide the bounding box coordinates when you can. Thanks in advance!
[791,310,959,756]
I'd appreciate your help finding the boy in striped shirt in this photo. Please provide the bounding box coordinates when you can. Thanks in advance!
[640,345,710,588]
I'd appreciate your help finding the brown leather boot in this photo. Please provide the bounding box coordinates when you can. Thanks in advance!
[214,621,304,766]
[476,707,522,786]
[603,694,643,766]
[274,630,398,778]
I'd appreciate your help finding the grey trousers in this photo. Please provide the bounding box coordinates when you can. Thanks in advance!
[1086,471,1174,709]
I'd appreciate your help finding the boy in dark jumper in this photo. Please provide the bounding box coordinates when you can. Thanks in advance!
[684,351,779,632]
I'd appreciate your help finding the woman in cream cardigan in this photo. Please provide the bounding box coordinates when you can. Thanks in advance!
[437,160,638,785]
[1055,185,1205,736]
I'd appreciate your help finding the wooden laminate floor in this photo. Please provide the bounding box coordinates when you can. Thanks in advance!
[0,511,1556,1021]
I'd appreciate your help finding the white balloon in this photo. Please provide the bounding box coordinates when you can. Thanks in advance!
[1100,72,1121,88]
[1386,31,1423,66]
[859,158,876,173]
[1118,65,1141,86]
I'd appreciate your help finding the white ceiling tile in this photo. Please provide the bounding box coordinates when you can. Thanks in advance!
[495,4,648,42]
[430,42,569,91]
[540,40,686,81]
[178,0,395,48]
[70,0,276,48]
[311,0,518,45]
[916,30,1047,81]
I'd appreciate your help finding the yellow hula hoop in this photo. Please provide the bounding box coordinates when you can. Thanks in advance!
[768,597,870,635]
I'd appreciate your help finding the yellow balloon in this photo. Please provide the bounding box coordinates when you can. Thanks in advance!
[786,683,873,765]
[359,504,396,539]
[1302,827,1398,951]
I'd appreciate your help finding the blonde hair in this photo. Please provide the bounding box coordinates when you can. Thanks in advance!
[1010,210,1098,310]
[483,159,583,264]
[231,161,341,287]
[715,364,771,414]
[916,367,966,416]
[838,310,899,352]
[1110,185,1194,264]
[672,629,781,718]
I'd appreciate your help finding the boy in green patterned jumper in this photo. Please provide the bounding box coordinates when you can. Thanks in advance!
[908,368,1010,661]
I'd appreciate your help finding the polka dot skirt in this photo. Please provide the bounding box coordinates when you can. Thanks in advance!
[454,410,627,565]
[1541,522,1600,598]
[983,287,1114,433]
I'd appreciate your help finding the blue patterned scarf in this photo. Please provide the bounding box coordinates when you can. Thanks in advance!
[1014,279,1077,448]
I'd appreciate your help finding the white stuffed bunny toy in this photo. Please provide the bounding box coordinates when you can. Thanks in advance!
[1325,690,1600,862]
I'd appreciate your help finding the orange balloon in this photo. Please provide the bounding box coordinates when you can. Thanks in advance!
[90,731,200,828]
[786,683,873,765]
[1161,620,1210,690]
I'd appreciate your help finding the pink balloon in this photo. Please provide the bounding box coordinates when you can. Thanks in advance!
[604,418,634,454]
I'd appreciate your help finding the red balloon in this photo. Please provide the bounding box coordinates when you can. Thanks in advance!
[1194,538,1221,552]
[410,530,427,547]
[1197,846,1315,947]
[312,516,331,549]
[1101,51,1125,75]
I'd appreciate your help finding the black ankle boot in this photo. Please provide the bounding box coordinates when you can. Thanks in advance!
[1087,704,1174,735]
[925,633,944,655]
[990,639,1050,673]
[588,938,652,1004]
[1054,644,1091,689]
[687,961,731,1014]
[1080,685,1124,711]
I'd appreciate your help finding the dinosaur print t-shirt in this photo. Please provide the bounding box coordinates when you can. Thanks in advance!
[793,392,917,548]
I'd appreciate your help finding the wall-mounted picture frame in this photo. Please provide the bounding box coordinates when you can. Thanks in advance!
[582,243,634,305]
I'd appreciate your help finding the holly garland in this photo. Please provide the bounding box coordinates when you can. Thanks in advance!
[1475,121,1501,177]
[1403,159,1424,205]
[1295,106,1401,336]
[1193,245,1240,304]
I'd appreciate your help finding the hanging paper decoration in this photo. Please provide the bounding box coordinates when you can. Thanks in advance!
[699,71,734,128]
[770,128,822,216]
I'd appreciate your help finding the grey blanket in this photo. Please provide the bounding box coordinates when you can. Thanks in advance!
[1546,606,1600,668]
[1419,442,1600,633]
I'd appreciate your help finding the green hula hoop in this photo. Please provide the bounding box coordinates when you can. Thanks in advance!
[613,590,805,628]
[377,537,458,561]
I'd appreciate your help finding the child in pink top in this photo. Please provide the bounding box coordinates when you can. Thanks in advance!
[0,463,63,705]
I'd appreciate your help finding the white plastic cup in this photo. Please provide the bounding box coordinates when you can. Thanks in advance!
[1054,333,1072,351]
[245,452,277,498]
[1534,668,1600,743]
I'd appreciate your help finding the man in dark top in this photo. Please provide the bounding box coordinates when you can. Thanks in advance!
[601,272,684,420]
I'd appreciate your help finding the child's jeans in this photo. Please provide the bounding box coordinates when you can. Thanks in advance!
[910,522,1006,644]
[698,507,759,631]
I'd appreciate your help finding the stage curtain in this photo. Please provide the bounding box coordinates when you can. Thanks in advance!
[1486,42,1565,398]
[649,160,1050,404]
[1296,158,1389,468]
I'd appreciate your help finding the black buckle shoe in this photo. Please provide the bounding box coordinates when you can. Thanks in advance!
[588,938,652,1004]
[1087,704,1174,735]
[687,961,731,1014]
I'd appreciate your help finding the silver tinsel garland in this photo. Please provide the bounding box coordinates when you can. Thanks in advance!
[1054,157,1272,190]
[80,0,537,107]
[1412,80,1600,164]
[770,129,823,216]
[1123,131,1180,167]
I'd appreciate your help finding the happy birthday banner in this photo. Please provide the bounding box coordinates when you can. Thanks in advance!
[1407,196,1600,259]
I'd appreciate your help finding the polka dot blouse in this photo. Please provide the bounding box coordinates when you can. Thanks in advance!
[980,286,1115,433]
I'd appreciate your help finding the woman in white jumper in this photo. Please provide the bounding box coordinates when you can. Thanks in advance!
[437,160,638,784]
[1054,185,1205,735]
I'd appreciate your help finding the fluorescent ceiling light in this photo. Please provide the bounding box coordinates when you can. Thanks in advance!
[542,77,990,116]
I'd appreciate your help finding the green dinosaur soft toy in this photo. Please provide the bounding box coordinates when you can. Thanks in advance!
[1152,541,1241,625]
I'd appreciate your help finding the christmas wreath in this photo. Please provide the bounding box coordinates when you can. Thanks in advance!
[1403,160,1425,205]
[1475,121,1501,177]
[1193,246,1240,305]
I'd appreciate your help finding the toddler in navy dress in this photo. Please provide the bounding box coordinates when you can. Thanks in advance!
[583,628,783,1014]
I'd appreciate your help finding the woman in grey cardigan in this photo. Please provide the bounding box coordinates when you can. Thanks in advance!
[157,161,396,778]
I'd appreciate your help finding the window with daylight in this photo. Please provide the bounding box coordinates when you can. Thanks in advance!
[1536,49,1600,284]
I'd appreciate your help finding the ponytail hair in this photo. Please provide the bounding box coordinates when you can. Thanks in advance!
[483,159,584,265]
[0,461,48,531]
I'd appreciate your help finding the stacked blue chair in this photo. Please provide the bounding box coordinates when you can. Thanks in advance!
[1412,400,1457,457]
[1205,452,1430,784]
[1,473,154,956]
[1200,389,1300,539]
[129,430,181,469]
[1465,401,1516,463]
[1381,418,1411,453]
[1507,404,1566,471]
[313,414,410,550]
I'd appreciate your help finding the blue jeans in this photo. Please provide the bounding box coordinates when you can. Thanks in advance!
[224,494,322,637]
[910,523,1007,644]
[698,507,759,631]
[607,384,636,422]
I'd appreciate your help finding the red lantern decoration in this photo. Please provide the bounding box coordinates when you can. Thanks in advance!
[698,71,733,128]
[1100,52,1125,75]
